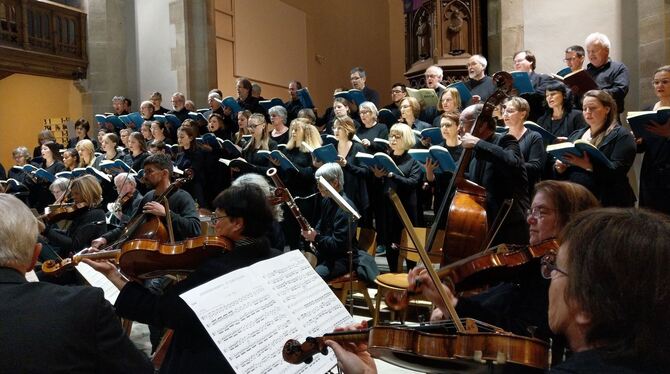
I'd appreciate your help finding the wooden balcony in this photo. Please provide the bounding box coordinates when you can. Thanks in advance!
[0,0,87,80]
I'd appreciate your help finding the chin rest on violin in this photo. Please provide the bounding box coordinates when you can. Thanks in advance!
[283,318,549,373]
[41,236,233,280]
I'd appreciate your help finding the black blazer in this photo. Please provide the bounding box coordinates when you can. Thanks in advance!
[0,267,152,373]
[559,125,636,207]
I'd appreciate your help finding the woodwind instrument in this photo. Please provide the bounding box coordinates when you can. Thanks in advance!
[266,168,318,267]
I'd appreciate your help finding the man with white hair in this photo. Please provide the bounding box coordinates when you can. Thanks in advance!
[585,32,629,114]
[0,193,152,373]
[464,54,496,104]
[421,65,448,123]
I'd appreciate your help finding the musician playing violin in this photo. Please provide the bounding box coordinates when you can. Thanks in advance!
[108,172,143,227]
[85,184,282,374]
[39,175,107,266]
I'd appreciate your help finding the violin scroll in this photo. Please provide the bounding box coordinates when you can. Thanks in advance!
[282,337,325,365]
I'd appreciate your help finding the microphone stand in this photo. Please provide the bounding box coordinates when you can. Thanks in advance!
[317,176,361,315]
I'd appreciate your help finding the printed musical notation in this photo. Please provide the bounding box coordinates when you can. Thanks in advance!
[181,251,354,374]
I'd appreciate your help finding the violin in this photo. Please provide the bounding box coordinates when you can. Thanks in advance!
[108,192,134,214]
[41,235,233,279]
[383,239,560,310]
[283,318,549,372]
[37,202,88,223]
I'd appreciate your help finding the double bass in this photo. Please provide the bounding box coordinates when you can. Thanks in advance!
[427,71,514,264]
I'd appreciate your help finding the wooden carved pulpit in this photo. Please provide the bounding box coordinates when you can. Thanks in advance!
[404,0,484,87]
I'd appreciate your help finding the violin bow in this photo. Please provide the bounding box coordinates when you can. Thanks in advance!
[388,189,465,332]
[478,198,513,253]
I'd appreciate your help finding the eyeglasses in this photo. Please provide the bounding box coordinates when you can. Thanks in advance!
[540,251,568,279]
[248,124,262,130]
[391,90,404,94]
[652,79,670,86]
[563,57,579,62]
[389,134,402,139]
[526,207,555,220]
[359,110,372,115]
[210,214,228,224]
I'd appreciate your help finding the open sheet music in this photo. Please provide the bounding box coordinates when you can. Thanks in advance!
[76,262,120,304]
[180,250,354,374]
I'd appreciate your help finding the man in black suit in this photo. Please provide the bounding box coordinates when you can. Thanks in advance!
[0,193,152,373]
[350,67,380,106]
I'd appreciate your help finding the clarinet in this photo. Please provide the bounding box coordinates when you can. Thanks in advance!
[266,168,318,258]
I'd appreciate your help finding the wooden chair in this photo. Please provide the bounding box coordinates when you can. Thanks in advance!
[327,228,377,316]
[375,227,438,323]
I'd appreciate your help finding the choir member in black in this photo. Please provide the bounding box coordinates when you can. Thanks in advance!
[109,172,143,228]
[123,132,149,173]
[39,175,107,264]
[502,97,546,195]
[67,118,98,149]
[168,92,190,124]
[270,118,321,251]
[95,128,108,153]
[33,130,57,158]
[513,50,552,122]
[139,100,156,123]
[234,110,252,147]
[207,112,236,142]
[29,141,66,212]
[302,163,359,281]
[350,67,380,106]
[536,81,586,138]
[140,121,154,143]
[86,183,278,374]
[238,113,278,176]
[112,95,128,116]
[123,97,132,113]
[460,104,530,246]
[585,32,630,115]
[285,80,304,123]
[430,87,461,129]
[425,113,463,210]
[61,148,79,171]
[151,120,173,145]
[268,105,290,145]
[236,77,264,114]
[318,116,368,226]
[325,97,361,135]
[371,123,423,271]
[8,146,32,204]
[637,65,670,215]
[382,83,407,121]
[93,133,123,168]
[175,126,207,208]
[355,102,389,231]
[356,102,389,153]
[554,90,636,207]
[464,54,496,105]
[76,139,96,168]
[400,97,431,133]
[545,208,669,372]
[150,91,169,115]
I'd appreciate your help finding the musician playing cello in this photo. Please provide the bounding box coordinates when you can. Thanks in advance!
[89,153,201,249]
[85,184,281,373]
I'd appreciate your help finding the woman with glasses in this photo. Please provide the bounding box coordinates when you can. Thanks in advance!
[502,96,546,195]
[239,113,278,176]
[554,90,636,207]
[403,180,599,365]
[636,65,670,215]
[544,208,670,372]
[371,123,423,270]
[424,113,463,210]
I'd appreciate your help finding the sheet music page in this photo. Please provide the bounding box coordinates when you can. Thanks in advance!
[76,262,120,304]
[180,250,354,374]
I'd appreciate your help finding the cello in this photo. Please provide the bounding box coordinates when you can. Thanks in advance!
[425,72,514,264]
